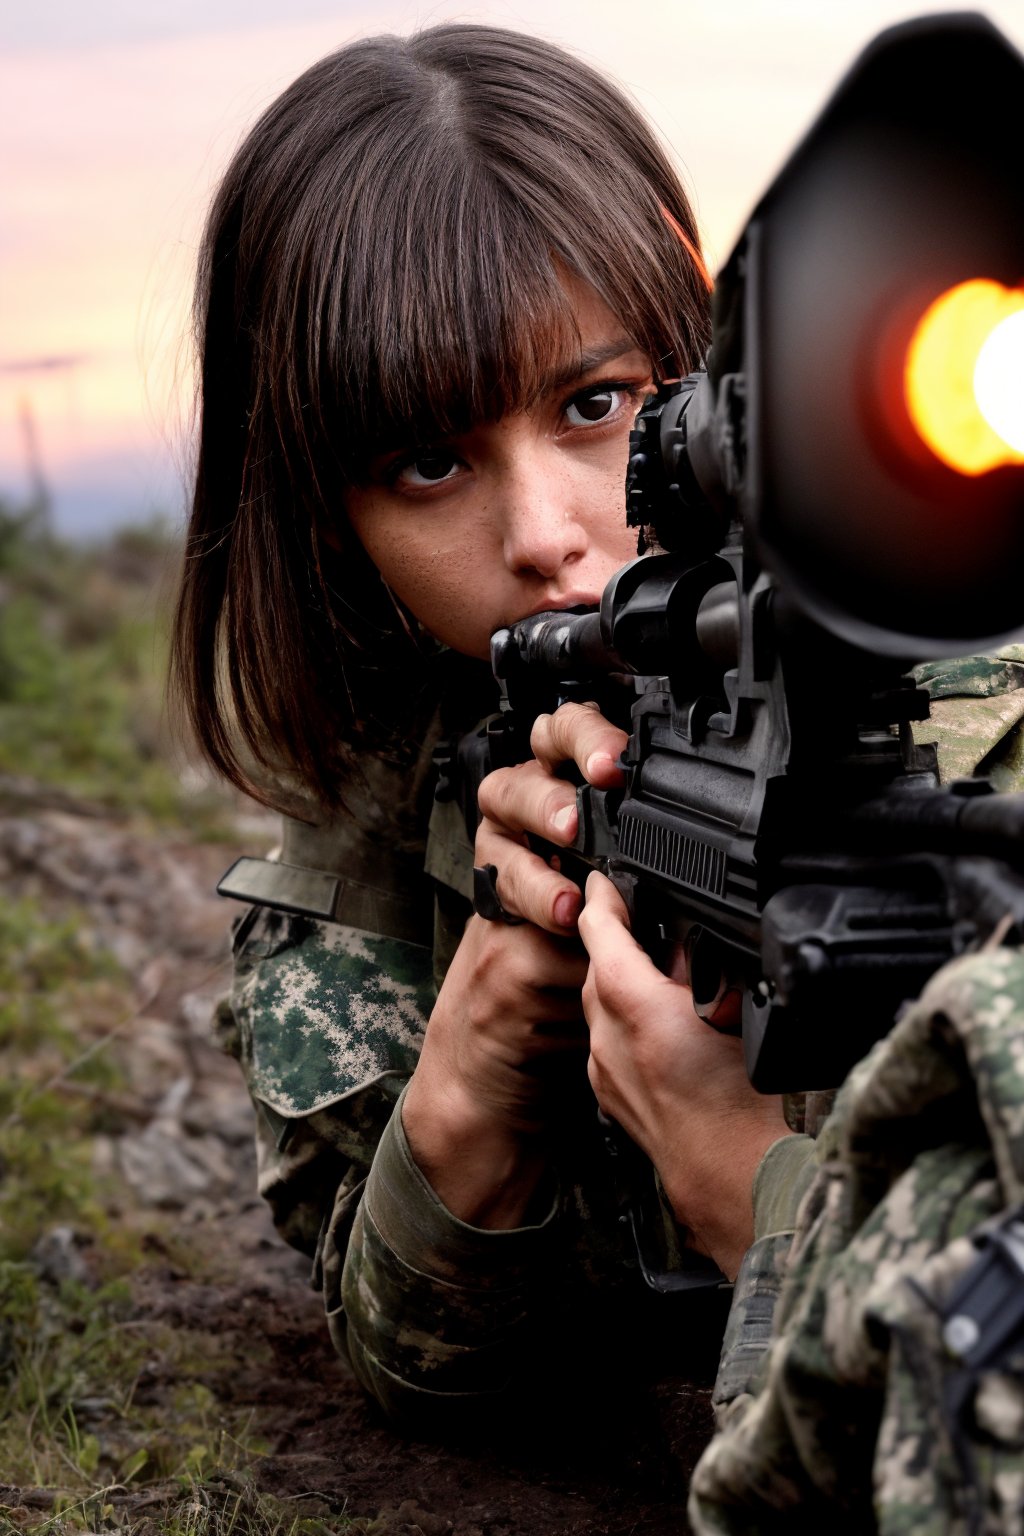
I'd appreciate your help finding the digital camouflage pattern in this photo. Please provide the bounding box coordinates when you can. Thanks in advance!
[327,1090,560,1426]
[711,1231,795,1413]
[692,653,1024,1526]
[223,751,712,1425]
[690,945,1024,1536]
[230,907,434,1116]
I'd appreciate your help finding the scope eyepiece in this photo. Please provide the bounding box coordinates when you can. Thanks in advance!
[626,373,733,559]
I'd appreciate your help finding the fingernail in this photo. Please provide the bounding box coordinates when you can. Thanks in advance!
[554,891,580,927]
[586,752,615,781]
[552,804,576,836]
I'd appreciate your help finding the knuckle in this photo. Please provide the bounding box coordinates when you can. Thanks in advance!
[529,712,554,754]
[479,766,517,817]
[476,768,507,819]
[595,959,635,1019]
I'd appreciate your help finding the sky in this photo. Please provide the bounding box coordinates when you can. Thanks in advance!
[4,0,1024,537]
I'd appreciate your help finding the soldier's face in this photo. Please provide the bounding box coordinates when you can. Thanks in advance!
[345,280,650,661]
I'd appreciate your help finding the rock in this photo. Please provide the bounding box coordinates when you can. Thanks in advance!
[117,1124,237,1209]
[30,1226,91,1286]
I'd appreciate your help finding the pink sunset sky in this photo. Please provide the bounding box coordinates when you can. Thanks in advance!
[4,0,1023,536]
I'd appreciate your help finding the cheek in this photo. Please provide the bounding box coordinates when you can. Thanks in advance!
[379,540,491,653]
[346,491,496,656]
[346,498,445,613]
[586,440,640,562]
[376,537,455,613]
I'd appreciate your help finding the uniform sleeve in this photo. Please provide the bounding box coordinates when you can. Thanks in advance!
[911,650,1024,788]
[711,1134,816,1417]
[689,949,1024,1535]
[224,901,574,1430]
[321,1084,561,1429]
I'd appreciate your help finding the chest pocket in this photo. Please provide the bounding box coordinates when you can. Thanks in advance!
[231,908,436,1118]
[223,799,439,1119]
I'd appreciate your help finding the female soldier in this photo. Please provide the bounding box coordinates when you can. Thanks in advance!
[172,21,765,1429]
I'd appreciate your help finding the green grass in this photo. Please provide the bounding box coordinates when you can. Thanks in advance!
[0,895,364,1535]
[0,507,354,1531]
[0,896,130,1261]
[0,503,229,830]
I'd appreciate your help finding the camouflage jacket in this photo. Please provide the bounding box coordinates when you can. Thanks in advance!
[220,706,726,1431]
[691,945,1024,1536]
[692,648,1024,1532]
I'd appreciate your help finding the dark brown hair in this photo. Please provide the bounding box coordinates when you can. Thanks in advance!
[171,23,711,810]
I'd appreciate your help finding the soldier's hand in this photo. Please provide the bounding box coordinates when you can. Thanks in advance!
[401,703,627,1229]
[474,701,627,932]
[402,913,588,1228]
[579,871,791,1280]
[401,704,624,1228]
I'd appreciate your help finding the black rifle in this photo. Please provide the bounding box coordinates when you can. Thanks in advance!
[435,12,1024,1103]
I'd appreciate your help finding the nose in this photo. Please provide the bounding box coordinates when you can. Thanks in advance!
[498,448,589,579]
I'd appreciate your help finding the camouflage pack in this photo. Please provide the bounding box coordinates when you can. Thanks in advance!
[690,945,1024,1535]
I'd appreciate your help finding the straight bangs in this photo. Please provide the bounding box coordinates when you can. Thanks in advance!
[319,168,590,469]
[259,36,711,500]
[271,170,596,499]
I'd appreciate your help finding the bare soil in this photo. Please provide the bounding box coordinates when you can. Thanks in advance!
[3,800,715,1535]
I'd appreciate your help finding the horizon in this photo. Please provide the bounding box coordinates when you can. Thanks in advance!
[5,1,1023,538]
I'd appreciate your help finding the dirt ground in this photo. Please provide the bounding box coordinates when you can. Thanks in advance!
[3,798,716,1535]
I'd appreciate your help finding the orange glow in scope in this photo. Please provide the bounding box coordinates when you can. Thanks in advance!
[904,279,1024,475]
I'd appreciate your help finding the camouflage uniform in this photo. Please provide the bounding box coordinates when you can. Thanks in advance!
[691,647,1024,1533]
[220,700,726,1430]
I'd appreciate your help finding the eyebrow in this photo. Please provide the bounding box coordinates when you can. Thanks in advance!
[364,336,650,474]
[535,336,648,398]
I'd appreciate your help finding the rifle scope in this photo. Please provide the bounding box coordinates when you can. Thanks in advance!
[628,13,1024,662]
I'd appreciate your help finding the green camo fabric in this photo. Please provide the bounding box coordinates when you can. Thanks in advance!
[690,945,1024,1535]
[231,907,434,1118]
[912,648,1024,789]
[689,654,1024,1528]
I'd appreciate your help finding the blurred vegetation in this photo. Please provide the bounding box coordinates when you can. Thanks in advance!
[0,891,364,1535]
[0,503,363,1533]
[0,498,228,831]
[0,896,126,1262]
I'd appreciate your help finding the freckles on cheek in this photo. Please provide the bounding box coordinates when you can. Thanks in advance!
[388,544,479,643]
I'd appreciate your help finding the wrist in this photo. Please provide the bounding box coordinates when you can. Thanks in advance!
[661,1118,793,1281]
[401,1068,551,1230]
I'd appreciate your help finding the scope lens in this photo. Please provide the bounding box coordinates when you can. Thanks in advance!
[975,309,1024,454]
[904,278,1024,475]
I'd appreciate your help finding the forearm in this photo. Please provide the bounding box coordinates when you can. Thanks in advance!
[661,1119,798,1282]
[327,1086,561,1428]
[400,1063,551,1228]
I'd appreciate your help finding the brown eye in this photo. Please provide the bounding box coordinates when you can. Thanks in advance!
[565,388,620,426]
[396,452,459,487]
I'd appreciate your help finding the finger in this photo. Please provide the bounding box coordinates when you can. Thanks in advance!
[580,870,632,929]
[578,872,661,983]
[478,760,578,845]
[530,702,627,787]
[474,826,582,931]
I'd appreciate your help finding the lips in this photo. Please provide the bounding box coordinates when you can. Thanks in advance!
[522,593,601,619]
